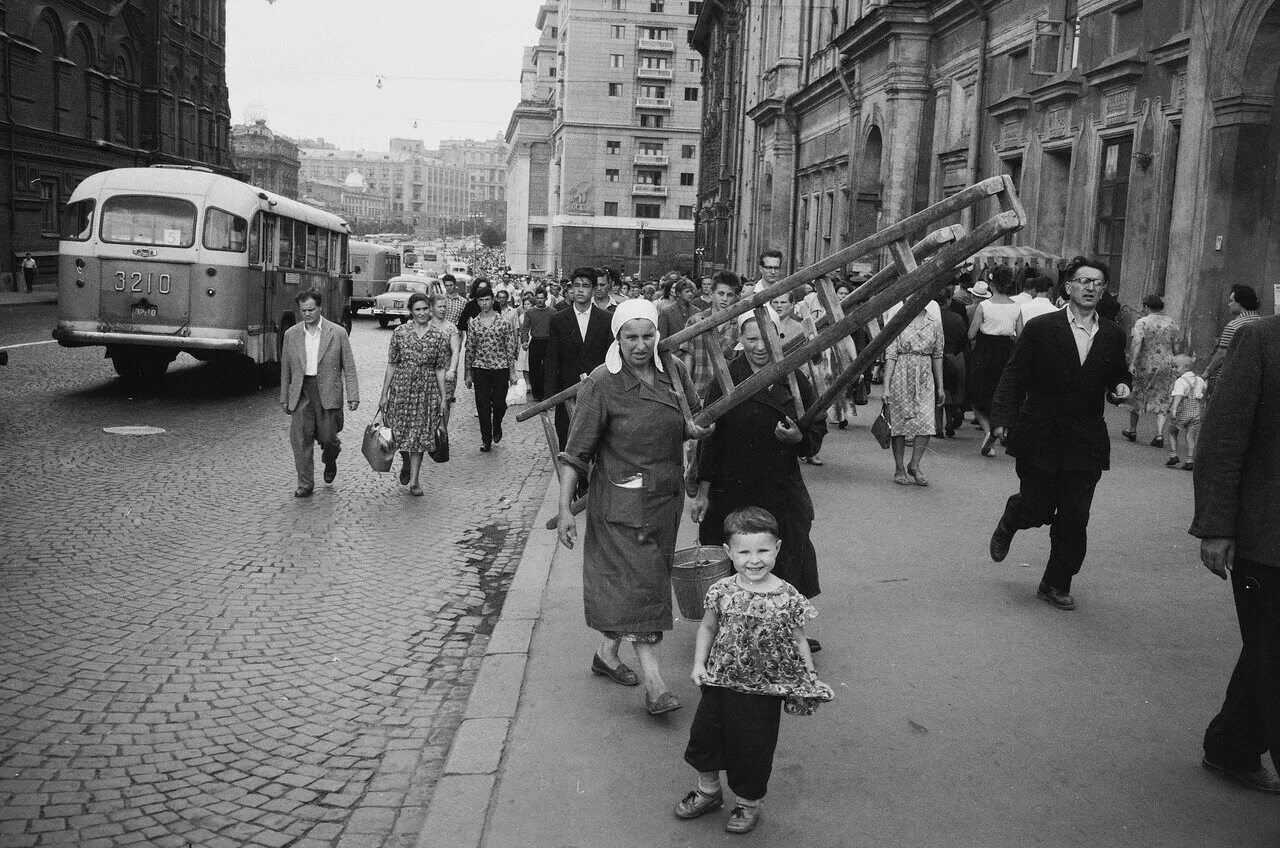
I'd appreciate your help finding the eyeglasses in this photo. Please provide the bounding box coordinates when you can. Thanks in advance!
[1067,277,1107,290]
[760,264,782,271]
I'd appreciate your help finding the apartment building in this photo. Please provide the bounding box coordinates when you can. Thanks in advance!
[506,0,705,279]
[693,0,1279,353]
[439,135,510,224]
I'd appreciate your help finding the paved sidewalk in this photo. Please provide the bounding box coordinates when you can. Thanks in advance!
[454,409,1280,848]
[0,285,57,308]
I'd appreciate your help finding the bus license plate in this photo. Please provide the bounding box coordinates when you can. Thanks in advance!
[132,305,158,319]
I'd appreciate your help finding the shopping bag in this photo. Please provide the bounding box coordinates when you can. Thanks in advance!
[362,417,396,472]
[506,378,528,406]
[871,408,892,449]
[427,425,450,463]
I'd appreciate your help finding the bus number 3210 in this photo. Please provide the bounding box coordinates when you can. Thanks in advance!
[115,271,171,295]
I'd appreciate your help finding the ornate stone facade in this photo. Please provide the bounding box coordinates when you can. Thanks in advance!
[1,0,235,287]
[231,120,299,200]
[693,0,1280,349]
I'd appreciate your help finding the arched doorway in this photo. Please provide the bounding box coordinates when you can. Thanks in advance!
[853,125,883,243]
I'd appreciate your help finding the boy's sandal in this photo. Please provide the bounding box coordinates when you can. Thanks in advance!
[725,804,761,834]
[409,485,424,497]
[674,789,723,819]
[893,472,912,486]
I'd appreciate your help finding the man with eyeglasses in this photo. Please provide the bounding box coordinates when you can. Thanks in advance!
[988,257,1132,611]
[757,249,784,290]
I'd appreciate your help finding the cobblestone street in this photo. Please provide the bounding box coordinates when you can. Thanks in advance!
[0,307,552,848]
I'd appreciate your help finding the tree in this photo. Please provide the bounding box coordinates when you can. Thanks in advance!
[479,224,505,248]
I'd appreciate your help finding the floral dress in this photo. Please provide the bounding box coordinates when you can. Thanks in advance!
[1128,313,1180,414]
[702,576,835,715]
[885,310,944,437]
[386,322,453,452]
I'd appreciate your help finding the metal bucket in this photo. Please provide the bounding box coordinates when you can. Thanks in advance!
[671,545,732,621]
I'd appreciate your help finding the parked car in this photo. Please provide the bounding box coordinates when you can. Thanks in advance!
[369,276,444,328]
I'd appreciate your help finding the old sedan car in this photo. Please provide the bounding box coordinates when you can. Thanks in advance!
[369,276,444,328]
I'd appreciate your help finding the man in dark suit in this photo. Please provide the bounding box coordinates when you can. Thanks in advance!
[1190,315,1280,794]
[280,289,360,498]
[988,257,1132,610]
[544,268,612,448]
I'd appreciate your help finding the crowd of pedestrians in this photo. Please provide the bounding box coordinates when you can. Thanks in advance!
[278,248,1278,833]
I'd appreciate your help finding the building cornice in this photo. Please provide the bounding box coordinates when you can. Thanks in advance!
[1149,31,1191,69]
[1028,71,1085,106]
[834,0,931,62]
[1082,47,1147,90]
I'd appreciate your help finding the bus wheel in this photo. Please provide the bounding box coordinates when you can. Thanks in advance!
[111,347,172,384]
[341,308,353,336]
[378,317,391,329]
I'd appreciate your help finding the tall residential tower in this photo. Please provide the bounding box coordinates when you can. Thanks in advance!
[506,0,704,279]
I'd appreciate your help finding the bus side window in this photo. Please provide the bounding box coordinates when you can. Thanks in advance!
[248,211,262,264]
[306,225,319,270]
[317,228,330,272]
[292,220,306,270]
[339,235,349,275]
[278,216,292,267]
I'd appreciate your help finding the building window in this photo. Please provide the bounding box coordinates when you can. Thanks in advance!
[604,201,619,215]
[606,168,620,182]
[1112,2,1143,52]
[38,179,59,234]
[1031,21,1063,75]
[1095,136,1132,285]
[688,1,703,13]
[1005,47,1030,93]
[612,24,626,38]
[678,205,694,220]
[612,0,625,8]
[550,26,558,38]
[636,203,661,218]
[636,170,663,185]
[640,232,660,256]
[607,140,621,154]
[642,27,672,39]
[684,87,699,101]
[679,172,695,186]
[639,141,665,155]
[611,54,625,68]
[609,83,623,96]
[687,58,701,72]
[681,144,696,158]
[639,114,665,128]
[549,67,557,77]
[651,0,664,10]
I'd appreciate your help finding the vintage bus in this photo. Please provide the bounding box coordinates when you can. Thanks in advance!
[348,239,401,314]
[53,166,353,382]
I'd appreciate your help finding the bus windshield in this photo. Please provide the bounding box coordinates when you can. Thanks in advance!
[101,195,197,247]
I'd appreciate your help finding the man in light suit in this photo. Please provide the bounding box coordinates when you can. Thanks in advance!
[280,289,360,497]
[1191,314,1280,794]
[988,257,1132,610]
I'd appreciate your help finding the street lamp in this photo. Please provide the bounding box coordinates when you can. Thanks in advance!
[637,220,647,281]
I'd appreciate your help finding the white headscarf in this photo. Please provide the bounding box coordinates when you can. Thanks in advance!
[733,305,782,351]
[605,298,665,374]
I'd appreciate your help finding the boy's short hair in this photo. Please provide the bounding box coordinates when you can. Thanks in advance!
[710,269,742,294]
[723,506,779,541]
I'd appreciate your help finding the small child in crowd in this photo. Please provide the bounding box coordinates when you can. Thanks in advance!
[1167,353,1206,470]
[675,507,834,835]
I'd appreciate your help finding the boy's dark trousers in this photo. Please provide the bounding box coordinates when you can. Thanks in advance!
[684,685,782,801]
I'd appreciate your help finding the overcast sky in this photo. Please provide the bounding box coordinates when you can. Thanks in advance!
[225,0,534,151]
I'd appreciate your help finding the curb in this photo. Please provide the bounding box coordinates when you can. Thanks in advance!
[0,292,57,309]
[414,476,560,848]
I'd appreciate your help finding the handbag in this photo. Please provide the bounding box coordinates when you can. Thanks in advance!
[362,412,396,472]
[506,378,528,406]
[871,405,892,449]
[427,425,450,463]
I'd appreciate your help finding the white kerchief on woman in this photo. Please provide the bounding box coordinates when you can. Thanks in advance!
[605,298,665,374]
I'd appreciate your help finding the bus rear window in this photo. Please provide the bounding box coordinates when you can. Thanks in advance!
[61,199,95,241]
[101,195,196,247]
[203,207,248,252]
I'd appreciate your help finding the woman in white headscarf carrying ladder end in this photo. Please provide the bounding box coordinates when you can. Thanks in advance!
[556,299,714,717]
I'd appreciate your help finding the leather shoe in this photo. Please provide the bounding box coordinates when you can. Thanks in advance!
[323,460,337,483]
[645,691,682,715]
[293,486,313,498]
[399,454,412,485]
[725,804,761,834]
[1036,581,1076,610]
[590,653,639,686]
[1202,757,1280,794]
[493,422,503,443]
[674,789,723,819]
[807,638,822,653]
[989,520,1015,562]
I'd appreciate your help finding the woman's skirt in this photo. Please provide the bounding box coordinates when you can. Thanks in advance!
[966,332,1015,415]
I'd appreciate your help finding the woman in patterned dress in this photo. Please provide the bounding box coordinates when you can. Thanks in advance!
[883,305,945,486]
[464,281,519,452]
[1122,294,1180,447]
[378,292,456,496]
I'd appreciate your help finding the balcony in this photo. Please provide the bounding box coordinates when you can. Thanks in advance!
[632,184,668,197]
[633,153,669,166]
[636,66,674,80]
[635,96,673,109]
[637,37,675,51]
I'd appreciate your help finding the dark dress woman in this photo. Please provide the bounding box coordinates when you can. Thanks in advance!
[693,348,826,600]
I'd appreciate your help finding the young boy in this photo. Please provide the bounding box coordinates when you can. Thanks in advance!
[1168,353,1207,470]
[676,507,832,834]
